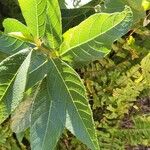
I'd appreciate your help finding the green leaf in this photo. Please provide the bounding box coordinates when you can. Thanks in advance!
[11,50,32,110]
[3,18,33,40]
[61,0,101,33]
[0,49,30,102]
[18,0,47,39]
[103,0,145,22]
[0,52,7,62]
[0,49,30,123]
[60,6,133,64]
[45,0,62,49]
[141,52,150,85]
[11,78,47,133]
[11,98,32,133]
[26,51,48,89]
[0,33,31,55]
[48,59,99,150]
[31,58,99,150]
[31,80,65,150]
[62,7,95,33]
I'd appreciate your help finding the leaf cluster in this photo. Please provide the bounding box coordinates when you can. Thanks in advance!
[0,0,134,150]
[1,0,150,150]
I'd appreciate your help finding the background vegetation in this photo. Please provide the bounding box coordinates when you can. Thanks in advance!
[0,0,150,149]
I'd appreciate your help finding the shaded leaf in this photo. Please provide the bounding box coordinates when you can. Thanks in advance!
[0,33,31,55]
[0,49,30,103]
[11,55,49,133]
[48,59,99,150]
[45,0,62,49]
[58,0,67,9]
[31,58,99,150]
[0,52,7,62]
[11,98,32,133]
[11,50,32,110]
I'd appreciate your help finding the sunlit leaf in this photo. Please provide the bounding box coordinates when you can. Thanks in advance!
[45,0,62,49]
[18,0,47,38]
[3,18,33,40]
[60,6,133,65]
[0,49,31,123]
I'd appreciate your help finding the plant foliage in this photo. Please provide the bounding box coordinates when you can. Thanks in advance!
[0,0,134,150]
[1,0,150,150]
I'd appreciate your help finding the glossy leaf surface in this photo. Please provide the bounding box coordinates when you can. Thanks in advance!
[3,18,32,40]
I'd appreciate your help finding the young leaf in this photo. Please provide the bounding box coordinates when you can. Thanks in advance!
[11,50,32,110]
[0,33,30,55]
[0,49,30,123]
[60,6,133,64]
[31,80,65,150]
[3,18,32,40]
[18,0,47,39]
[31,58,99,150]
[48,59,99,150]
[45,0,62,49]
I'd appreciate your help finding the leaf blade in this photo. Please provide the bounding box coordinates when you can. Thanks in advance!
[26,51,48,89]
[45,0,62,49]
[60,6,133,64]
[103,0,146,22]
[0,49,30,103]
[0,33,31,55]
[11,50,32,109]
[18,0,47,38]
[61,7,95,33]
[3,18,32,40]
[0,49,30,123]
[31,80,65,150]
[11,98,32,133]
[48,59,99,150]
